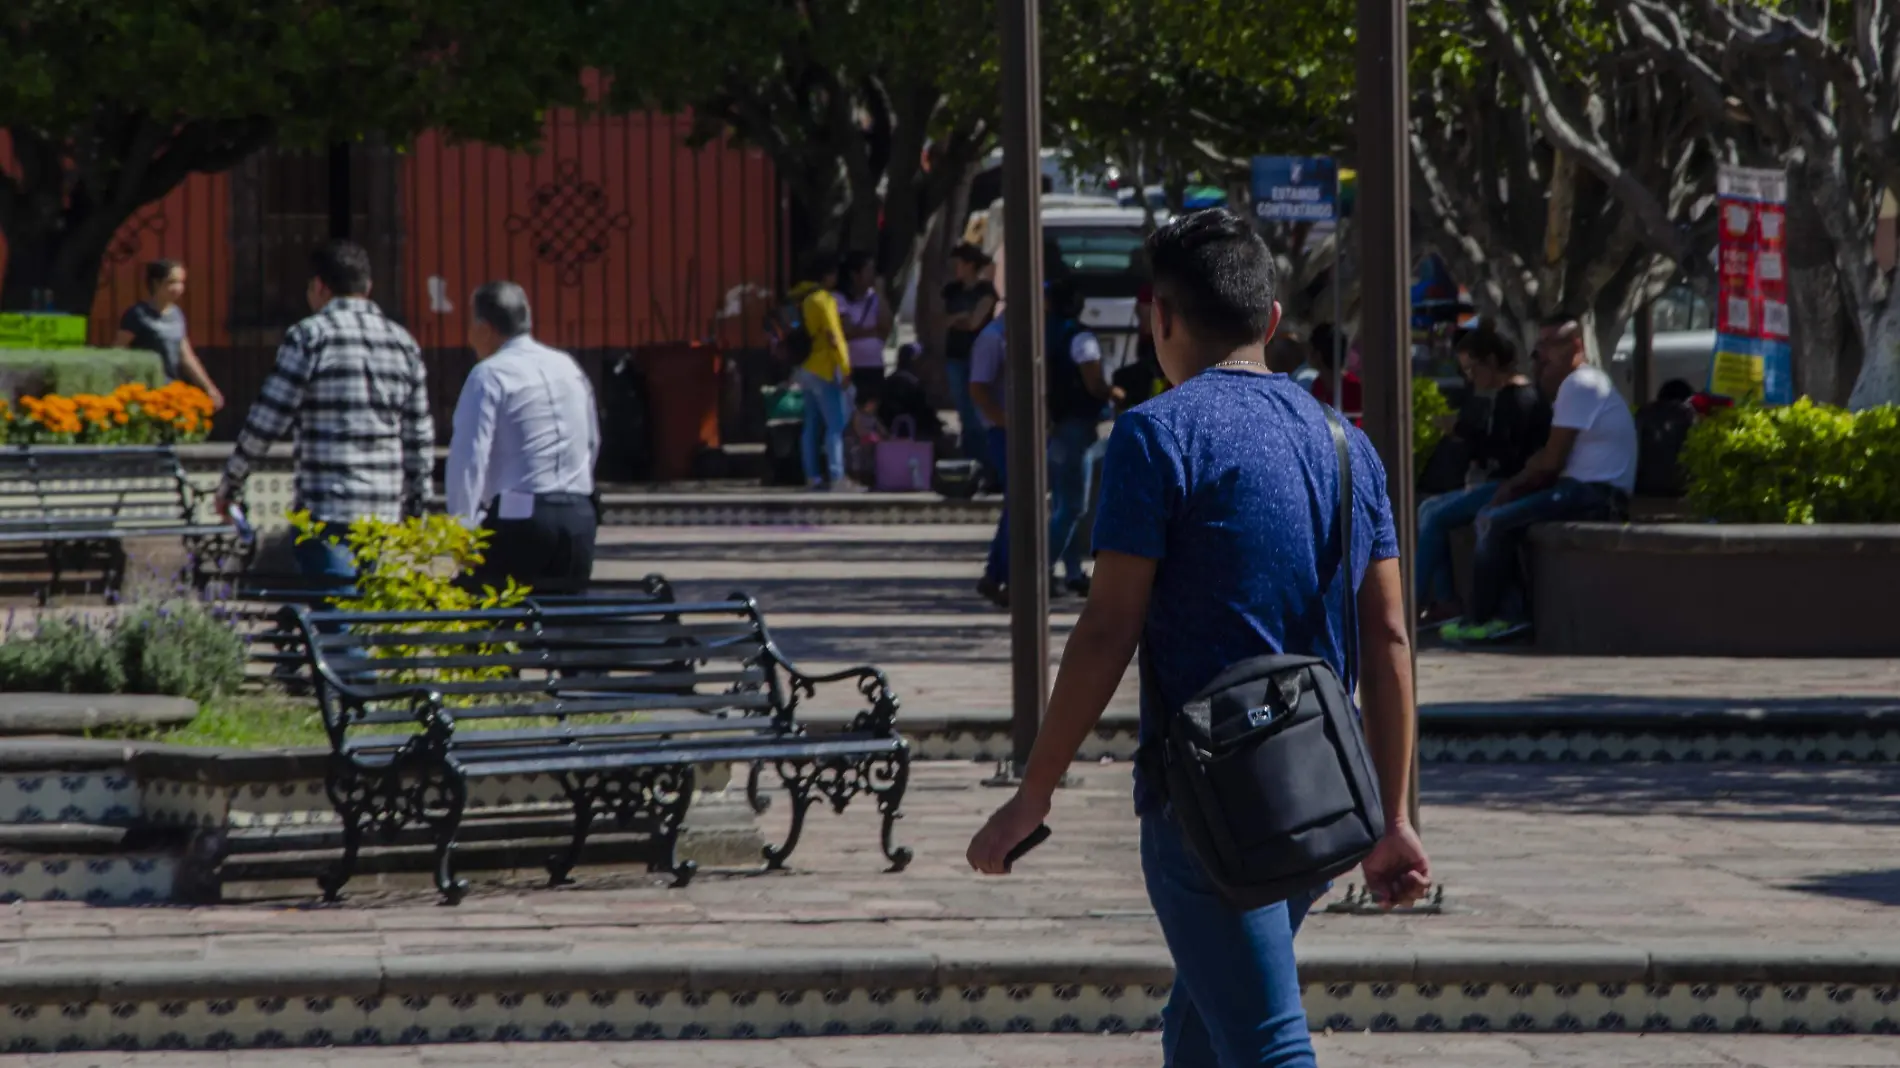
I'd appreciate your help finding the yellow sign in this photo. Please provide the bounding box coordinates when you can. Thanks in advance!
[1710,347,1765,403]
[0,314,88,349]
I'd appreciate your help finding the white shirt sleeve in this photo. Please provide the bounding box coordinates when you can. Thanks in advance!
[1070,331,1103,365]
[446,366,500,526]
[1550,368,1603,431]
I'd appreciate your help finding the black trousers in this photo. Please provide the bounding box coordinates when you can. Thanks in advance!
[471,493,597,596]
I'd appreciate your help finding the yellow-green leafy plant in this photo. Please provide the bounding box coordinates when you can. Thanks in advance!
[288,511,530,692]
[1681,399,1900,523]
[1413,376,1455,474]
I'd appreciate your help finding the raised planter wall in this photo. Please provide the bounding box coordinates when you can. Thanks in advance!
[1530,523,1900,657]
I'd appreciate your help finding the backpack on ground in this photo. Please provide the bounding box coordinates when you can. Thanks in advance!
[1136,409,1386,909]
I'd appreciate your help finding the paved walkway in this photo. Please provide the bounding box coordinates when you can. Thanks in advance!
[6,759,1896,968]
[592,525,1900,721]
[16,1033,1900,1066]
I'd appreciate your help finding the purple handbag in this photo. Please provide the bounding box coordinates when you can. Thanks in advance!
[874,417,936,492]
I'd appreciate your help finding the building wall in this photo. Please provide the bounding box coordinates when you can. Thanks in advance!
[0,109,782,440]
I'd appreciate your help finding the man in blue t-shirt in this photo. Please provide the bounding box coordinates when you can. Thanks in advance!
[968,209,1431,1067]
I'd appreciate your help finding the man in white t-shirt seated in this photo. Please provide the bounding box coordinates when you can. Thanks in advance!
[1445,317,1637,644]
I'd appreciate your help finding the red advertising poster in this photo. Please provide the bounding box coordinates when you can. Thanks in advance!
[1710,165,1791,403]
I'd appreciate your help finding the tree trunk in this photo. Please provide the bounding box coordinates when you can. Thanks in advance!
[1785,162,1856,405]
[1847,294,1900,410]
[0,222,110,315]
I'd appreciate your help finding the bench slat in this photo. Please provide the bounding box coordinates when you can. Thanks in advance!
[309,621,760,650]
[347,690,774,726]
[344,715,773,758]
[339,668,765,699]
[449,734,903,780]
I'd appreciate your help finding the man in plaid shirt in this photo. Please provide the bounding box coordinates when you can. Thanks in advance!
[216,240,434,584]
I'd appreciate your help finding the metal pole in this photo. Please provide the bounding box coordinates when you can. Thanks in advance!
[1001,0,1049,777]
[328,143,353,240]
[1355,0,1419,826]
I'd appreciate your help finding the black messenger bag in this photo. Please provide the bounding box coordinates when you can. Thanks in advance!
[1137,408,1386,909]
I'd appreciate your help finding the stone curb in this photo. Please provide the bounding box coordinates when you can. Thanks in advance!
[4,944,1900,1006]
[0,695,197,738]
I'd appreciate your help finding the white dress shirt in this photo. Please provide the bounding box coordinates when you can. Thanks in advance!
[446,335,600,526]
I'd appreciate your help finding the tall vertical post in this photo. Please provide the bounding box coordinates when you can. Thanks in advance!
[1355,0,1419,823]
[1001,0,1049,775]
[328,144,354,241]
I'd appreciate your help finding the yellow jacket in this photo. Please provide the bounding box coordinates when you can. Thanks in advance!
[791,282,849,385]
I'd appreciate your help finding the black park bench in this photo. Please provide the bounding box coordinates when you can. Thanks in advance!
[291,596,912,904]
[0,445,252,594]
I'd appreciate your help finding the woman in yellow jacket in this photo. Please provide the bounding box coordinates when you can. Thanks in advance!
[789,256,857,490]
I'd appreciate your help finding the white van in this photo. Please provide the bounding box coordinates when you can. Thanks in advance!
[975,196,1154,372]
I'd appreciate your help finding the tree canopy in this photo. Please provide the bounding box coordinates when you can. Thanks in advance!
[0,0,593,311]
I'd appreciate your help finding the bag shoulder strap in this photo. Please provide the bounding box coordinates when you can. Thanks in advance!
[1324,407,1358,685]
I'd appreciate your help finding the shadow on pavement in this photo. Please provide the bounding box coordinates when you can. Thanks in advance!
[1786,868,1900,906]
[1422,764,1900,825]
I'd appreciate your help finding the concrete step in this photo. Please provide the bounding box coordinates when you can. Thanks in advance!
[218,796,765,901]
[0,943,1896,1052]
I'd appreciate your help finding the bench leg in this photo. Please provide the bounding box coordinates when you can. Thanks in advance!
[873,746,914,873]
[425,772,471,906]
[760,759,817,871]
[318,764,368,902]
[548,774,598,887]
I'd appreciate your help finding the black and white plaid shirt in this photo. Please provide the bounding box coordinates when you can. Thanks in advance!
[220,297,434,525]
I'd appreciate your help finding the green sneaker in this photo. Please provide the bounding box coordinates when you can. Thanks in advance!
[1444,619,1516,644]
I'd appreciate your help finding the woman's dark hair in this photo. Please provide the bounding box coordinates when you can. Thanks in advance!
[798,249,838,284]
[144,260,181,292]
[837,250,875,293]
[951,242,992,268]
[1455,323,1517,369]
[1308,323,1346,370]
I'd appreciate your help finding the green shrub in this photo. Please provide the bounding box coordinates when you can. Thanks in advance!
[0,599,243,701]
[0,616,127,694]
[1413,377,1454,474]
[0,348,166,400]
[1681,399,1900,523]
[116,600,246,703]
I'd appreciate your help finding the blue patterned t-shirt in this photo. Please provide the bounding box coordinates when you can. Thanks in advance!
[1090,367,1400,814]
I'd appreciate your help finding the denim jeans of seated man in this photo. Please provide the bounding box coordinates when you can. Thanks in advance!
[1469,478,1623,622]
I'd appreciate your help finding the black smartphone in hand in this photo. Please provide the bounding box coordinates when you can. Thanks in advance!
[1003,824,1052,872]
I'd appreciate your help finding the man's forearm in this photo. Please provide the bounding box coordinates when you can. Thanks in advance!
[1021,611,1139,799]
[1359,630,1416,826]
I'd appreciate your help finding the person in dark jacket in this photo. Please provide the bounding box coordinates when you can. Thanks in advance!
[1415,325,1550,622]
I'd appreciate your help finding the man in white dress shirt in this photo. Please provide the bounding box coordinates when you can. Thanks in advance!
[447,281,601,594]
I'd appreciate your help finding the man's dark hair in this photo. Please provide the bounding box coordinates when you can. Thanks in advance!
[144,259,180,292]
[798,249,838,284]
[311,240,373,296]
[1455,323,1517,369]
[1045,278,1083,319]
[951,242,992,268]
[1657,378,1696,405]
[471,281,533,338]
[1538,314,1583,336]
[1144,208,1277,348]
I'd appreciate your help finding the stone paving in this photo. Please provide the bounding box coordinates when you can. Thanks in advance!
[17,1033,1900,1066]
[3,758,1896,968]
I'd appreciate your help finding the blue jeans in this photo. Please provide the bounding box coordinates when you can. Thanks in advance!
[292,523,357,590]
[944,359,987,465]
[984,418,1099,585]
[1143,812,1319,1067]
[1047,416,1099,581]
[1414,482,1499,606]
[796,369,848,485]
[1469,478,1625,622]
[985,427,1009,583]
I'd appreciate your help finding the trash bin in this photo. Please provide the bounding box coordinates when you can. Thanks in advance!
[635,342,723,482]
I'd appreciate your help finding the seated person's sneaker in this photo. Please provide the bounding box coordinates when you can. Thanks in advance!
[1444,619,1520,644]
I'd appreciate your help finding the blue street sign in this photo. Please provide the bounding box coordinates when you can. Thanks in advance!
[1250,156,1338,222]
